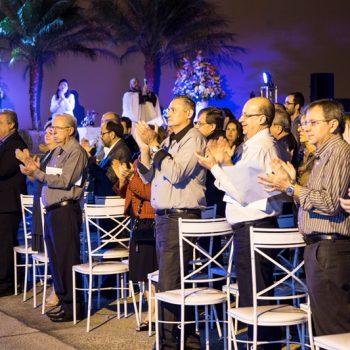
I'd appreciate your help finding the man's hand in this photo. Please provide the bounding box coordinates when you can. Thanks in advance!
[195,152,217,170]
[206,137,233,166]
[135,121,158,148]
[80,138,93,156]
[15,148,31,165]
[258,158,294,192]
[340,188,350,214]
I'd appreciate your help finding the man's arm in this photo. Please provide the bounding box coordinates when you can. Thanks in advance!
[34,148,87,189]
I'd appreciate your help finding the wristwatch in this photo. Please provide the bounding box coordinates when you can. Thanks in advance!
[286,181,296,197]
[150,145,160,156]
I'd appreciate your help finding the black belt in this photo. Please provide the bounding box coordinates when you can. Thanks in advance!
[231,217,277,230]
[45,199,78,212]
[304,233,350,245]
[156,208,201,216]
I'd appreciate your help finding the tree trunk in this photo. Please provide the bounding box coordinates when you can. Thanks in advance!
[144,55,161,95]
[29,62,42,130]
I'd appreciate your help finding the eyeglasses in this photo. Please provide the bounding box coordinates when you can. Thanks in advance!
[52,126,70,131]
[301,119,328,128]
[241,113,263,119]
[195,121,208,127]
[100,131,112,136]
[284,101,295,105]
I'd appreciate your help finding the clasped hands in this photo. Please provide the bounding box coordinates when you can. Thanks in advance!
[257,158,296,193]
[134,121,159,149]
[111,159,134,187]
[15,148,39,177]
[195,137,234,170]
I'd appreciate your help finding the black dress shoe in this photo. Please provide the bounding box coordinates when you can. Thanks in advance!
[49,311,74,323]
[46,306,64,317]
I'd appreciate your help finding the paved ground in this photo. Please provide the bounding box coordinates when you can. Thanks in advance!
[0,286,228,350]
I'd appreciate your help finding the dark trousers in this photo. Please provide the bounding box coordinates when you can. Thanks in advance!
[44,202,82,316]
[155,212,200,350]
[233,217,281,350]
[304,240,350,336]
[0,212,21,292]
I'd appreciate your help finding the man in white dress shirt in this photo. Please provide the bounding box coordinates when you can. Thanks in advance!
[197,97,286,350]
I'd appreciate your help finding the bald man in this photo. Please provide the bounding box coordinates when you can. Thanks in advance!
[197,97,286,350]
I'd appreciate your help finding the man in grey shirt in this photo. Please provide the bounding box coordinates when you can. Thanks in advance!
[20,113,87,322]
[135,96,206,350]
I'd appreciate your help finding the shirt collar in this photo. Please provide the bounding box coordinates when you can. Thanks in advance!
[170,124,192,143]
[0,130,16,143]
[315,134,342,158]
[243,128,270,148]
[103,139,120,158]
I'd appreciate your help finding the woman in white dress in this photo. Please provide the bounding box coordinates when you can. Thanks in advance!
[50,79,75,118]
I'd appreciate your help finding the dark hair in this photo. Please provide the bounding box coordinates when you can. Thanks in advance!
[44,120,52,130]
[222,107,235,120]
[121,116,132,129]
[0,108,18,129]
[225,118,244,146]
[198,107,224,130]
[173,95,196,121]
[149,125,168,144]
[272,109,291,132]
[288,92,305,108]
[304,99,345,134]
[105,120,124,138]
[55,79,70,99]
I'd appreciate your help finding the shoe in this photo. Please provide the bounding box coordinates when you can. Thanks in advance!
[46,306,64,317]
[136,321,155,332]
[49,310,74,323]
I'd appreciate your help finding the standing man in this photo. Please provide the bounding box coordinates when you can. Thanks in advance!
[197,97,286,349]
[0,109,27,296]
[122,77,162,125]
[135,96,206,350]
[82,120,131,196]
[20,113,87,322]
[284,91,304,144]
[259,99,350,336]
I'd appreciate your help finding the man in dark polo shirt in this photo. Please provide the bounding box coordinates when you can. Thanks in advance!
[135,96,207,350]
[20,113,87,322]
[259,99,350,336]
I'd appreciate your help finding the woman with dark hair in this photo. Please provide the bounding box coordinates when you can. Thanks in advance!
[224,118,244,154]
[50,79,75,118]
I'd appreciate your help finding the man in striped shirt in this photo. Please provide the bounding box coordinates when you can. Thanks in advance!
[259,99,350,336]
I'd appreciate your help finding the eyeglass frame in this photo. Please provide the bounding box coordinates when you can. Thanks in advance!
[100,130,112,136]
[240,113,264,119]
[300,119,330,128]
[52,126,71,131]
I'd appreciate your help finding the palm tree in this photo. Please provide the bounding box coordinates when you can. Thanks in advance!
[91,0,245,94]
[0,0,113,130]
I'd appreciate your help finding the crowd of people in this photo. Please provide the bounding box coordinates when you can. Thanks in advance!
[0,87,350,350]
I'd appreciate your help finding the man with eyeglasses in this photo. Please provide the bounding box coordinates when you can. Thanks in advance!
[284,91,304,144]
[259,99,350,337]
[194,107,226,217]
[83,120,131,196]
[197,97,286,349]
[19,113,87,322]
